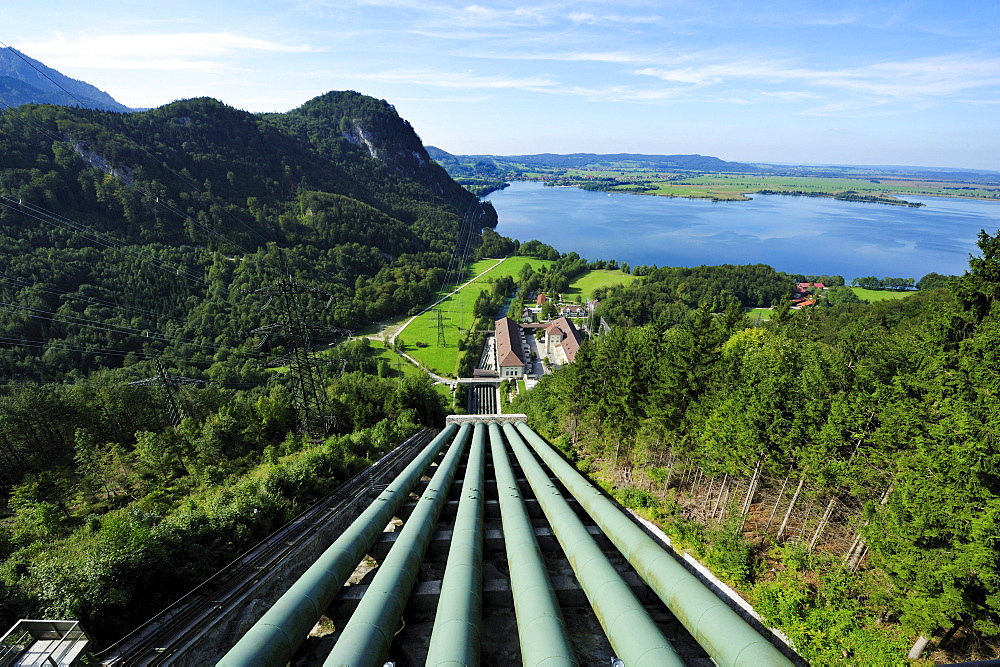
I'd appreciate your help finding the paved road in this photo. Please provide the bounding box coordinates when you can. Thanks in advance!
[389,257,506,347]
[371,257,508,386]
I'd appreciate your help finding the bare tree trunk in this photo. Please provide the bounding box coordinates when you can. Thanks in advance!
[844,531,864,566]
[907,635,931,660]
[711,474,728,518]
[719,480,733,519]
[798,497,816,540]
[765,476,789,534]
[849,545,869,571]
[664,456,675,492]
[809,498,837,552]
[776,477,805,542]
[703,477,717,512]
[742,456,764,518]
[847,409,877,465]
[844,484,893,566]
[939,617,965,648]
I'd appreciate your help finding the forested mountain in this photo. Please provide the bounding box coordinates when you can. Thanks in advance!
[0,91,491,381]
[0,90,490,641]
[512,233,1000,662]
[0,49,131,112]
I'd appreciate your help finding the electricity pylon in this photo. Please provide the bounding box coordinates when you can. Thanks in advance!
[436,308,446,347]
[244,270,350,438]
[126,357,202,426]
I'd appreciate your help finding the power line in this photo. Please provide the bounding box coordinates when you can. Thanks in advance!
[0,196,212,287]
[0,42,272,250]
[0,276,191,328]
[0,299,275,361]
[0,95,258,261]
[243,256,350,437]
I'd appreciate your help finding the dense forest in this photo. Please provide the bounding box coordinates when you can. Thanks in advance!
[5,84,1000,663]
[0,91,494,382]
[0,91,488,642]
[511,231,1000,663]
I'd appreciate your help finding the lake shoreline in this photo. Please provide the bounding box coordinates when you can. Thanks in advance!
[486,181,1000,279]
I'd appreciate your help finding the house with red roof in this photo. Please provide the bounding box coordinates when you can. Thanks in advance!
[495,317,527,378]
[544,316,582,365]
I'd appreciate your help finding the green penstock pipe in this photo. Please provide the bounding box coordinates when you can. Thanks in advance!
[514,421,795,667]
[219,423,460,667]
[323,423,472,667]
[502,422,683,667]
[425,422,486,666]
[488,422,577,667]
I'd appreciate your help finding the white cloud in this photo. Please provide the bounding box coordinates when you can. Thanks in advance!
[633,53,1000,106]
[761,91,824,101]
[355,68,557,91]
[18,32,317,72]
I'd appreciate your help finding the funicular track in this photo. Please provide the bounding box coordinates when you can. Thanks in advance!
[97,428,437,666]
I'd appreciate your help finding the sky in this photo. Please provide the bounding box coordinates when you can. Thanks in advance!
[2,0,999,171]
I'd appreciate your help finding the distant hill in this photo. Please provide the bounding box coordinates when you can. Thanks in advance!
[0,47,131,112]
[428,147,1000,192]
[427,147,752,173]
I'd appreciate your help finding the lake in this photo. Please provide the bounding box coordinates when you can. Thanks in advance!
[485,181,1000,279]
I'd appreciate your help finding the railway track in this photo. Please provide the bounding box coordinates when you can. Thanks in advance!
[96,428,436,666]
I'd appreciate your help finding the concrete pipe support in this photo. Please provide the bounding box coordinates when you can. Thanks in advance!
[514,421,794,667]
[425,422,486,667]
[502,423,683,667]
[488,422,577,667]
[219,423,460,667]
[323,423,472,667]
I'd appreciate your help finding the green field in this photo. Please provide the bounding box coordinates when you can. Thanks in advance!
[564,269,638,300]
[365,340,455,403]
[851,287,917,302]
[397,256,552,377]
[551,171,1000,203]
[638,173,965,202]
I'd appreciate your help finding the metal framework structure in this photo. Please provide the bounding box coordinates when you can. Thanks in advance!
[125,358,202,426]
[244,273,349,438]
[0,620,91,666]
[220,418,796,667]
[436,308,446,347]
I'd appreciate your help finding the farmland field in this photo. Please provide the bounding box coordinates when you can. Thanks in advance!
[532,169,1000,204]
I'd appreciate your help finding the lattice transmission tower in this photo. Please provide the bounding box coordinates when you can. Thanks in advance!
[436,308,446,347]
[126,357,203,427]
[244,269,350,438]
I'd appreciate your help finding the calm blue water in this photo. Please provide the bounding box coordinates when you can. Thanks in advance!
[485,181,1000,279]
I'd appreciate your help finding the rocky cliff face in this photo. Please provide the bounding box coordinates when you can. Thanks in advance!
[276,91,475,214]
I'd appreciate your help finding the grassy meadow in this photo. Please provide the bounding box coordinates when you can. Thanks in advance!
[547,170,1000,203]
[398,256,551,377]
[564,269,638,300]
[851,287,917,302]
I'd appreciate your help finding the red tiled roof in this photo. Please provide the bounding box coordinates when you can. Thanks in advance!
[495,317,526,368]
[547,316,582,363]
